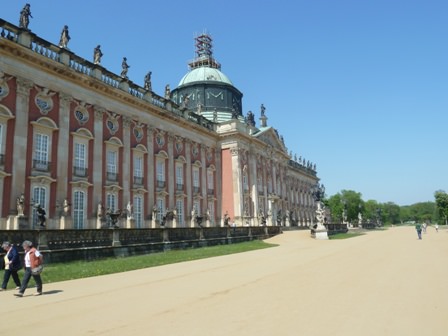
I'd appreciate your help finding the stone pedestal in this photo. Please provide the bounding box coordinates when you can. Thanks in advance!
[313,228,329,240]
[8,216,29,230]
[60,216,72,229]
[126,218,135,228]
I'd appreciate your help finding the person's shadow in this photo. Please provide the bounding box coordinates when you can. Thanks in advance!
[42,290,63,295]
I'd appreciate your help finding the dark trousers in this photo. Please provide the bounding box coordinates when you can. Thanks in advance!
[2,269,21,289]
[19,267,42,294]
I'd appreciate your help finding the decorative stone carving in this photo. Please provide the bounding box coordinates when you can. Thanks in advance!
[34,87,55,115]
[0,72,12,101]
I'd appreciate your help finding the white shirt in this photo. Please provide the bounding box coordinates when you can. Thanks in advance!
[24,249,41,267]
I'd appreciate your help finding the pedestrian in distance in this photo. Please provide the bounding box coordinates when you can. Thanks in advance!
[1,241,22,291]
[435,223,439,233]
[14,240,43,297]
[415,222,422,240]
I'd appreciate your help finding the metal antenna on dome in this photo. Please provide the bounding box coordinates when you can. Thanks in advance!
[189,32,221,70]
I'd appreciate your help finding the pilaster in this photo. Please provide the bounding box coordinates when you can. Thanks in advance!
[55,93,72,227]
[122,116,131,206]
[231,147,243,223]
[167,134,175,209]
[11,77,33,213]
[92,106,104,212]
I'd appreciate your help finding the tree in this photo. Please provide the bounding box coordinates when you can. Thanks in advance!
[327,190,363,223]
[382,202,401,225]
[434,190,448,225]
[364,200,379,222]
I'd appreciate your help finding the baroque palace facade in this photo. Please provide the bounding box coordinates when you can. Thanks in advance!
[0,16,319,230]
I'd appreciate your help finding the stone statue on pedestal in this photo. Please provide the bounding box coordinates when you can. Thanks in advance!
[121,57,130,79]
[59,25,70,48]
[16,193,25,217]
[93,45,103,65]
[19,3,32,30]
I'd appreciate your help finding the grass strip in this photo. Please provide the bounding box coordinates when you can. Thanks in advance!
[4,240,277,288]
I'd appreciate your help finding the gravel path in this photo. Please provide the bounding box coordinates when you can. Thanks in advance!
[1,226,446,335]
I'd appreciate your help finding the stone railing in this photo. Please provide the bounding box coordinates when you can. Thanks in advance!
[288,159,317,176]
[0,18,215,132]
[0,226,281,264]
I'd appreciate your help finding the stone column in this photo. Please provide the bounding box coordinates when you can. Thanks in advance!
[146,128,155,227]
[249,149,258,225]
[55,93,72,229]
[231,147,243,224]
[167,134,175,213]
[185,140,192,221]
[200,145,207,218]
[122,116,131,208]
[214,149,222,226]
[93,107,104,228]
[10,77,33,213]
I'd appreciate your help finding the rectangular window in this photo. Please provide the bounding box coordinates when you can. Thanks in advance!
[176,199,184,227]
[243,174,248,191]
[133,156,143,185]
[74,143,86,168]
[107,150,117,173]
[207,171,214,190]
[157,197,165,222]
[176,165,183,185]
[73,190,85,229]
[193,168,199,188]
[106,193,117,212]
[107,150,118,181]
[134,156,143,177]
[156,160,165,181]
[34,133,49,170]
[193,200,200,215]
[133,195,143,228]
[32,186,46,227]
[208,201,215,225]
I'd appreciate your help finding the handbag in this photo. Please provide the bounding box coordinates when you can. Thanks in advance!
[31,264,44,275]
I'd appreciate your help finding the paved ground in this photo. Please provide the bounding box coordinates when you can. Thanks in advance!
[1,226,447,336]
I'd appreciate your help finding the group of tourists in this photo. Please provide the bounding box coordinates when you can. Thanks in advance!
[415,222,439,240]
[1,240,44,297]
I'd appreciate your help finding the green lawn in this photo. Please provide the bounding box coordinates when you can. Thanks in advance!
[3,240,277,289]
[329,232,364,240]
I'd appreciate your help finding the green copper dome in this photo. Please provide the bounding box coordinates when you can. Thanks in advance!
[178,67,233,87]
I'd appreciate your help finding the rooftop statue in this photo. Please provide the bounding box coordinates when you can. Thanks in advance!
[164,84,171,99]
[121,57,130,79]
[58,25,71,49]
[260,103,266,116]
[19,3,32,30]
[93,45,103,65]
[144,71,152,91]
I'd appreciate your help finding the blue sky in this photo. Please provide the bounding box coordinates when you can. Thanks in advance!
[2,1,447,205]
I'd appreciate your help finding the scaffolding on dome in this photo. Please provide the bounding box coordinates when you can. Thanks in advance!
[188,33,221,70]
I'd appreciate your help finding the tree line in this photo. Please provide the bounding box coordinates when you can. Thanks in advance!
[323,190,448,225]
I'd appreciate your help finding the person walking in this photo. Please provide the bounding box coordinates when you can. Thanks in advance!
[14,240,43,297]
[1,242,21,291]
[415,222,422,240]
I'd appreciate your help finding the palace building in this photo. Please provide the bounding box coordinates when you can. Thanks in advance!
[0,17,319,230]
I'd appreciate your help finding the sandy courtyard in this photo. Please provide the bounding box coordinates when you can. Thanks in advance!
[1,226,446,335]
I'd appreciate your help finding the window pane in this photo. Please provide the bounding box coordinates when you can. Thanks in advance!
[75,143,86,168]
[73,191,85,229]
